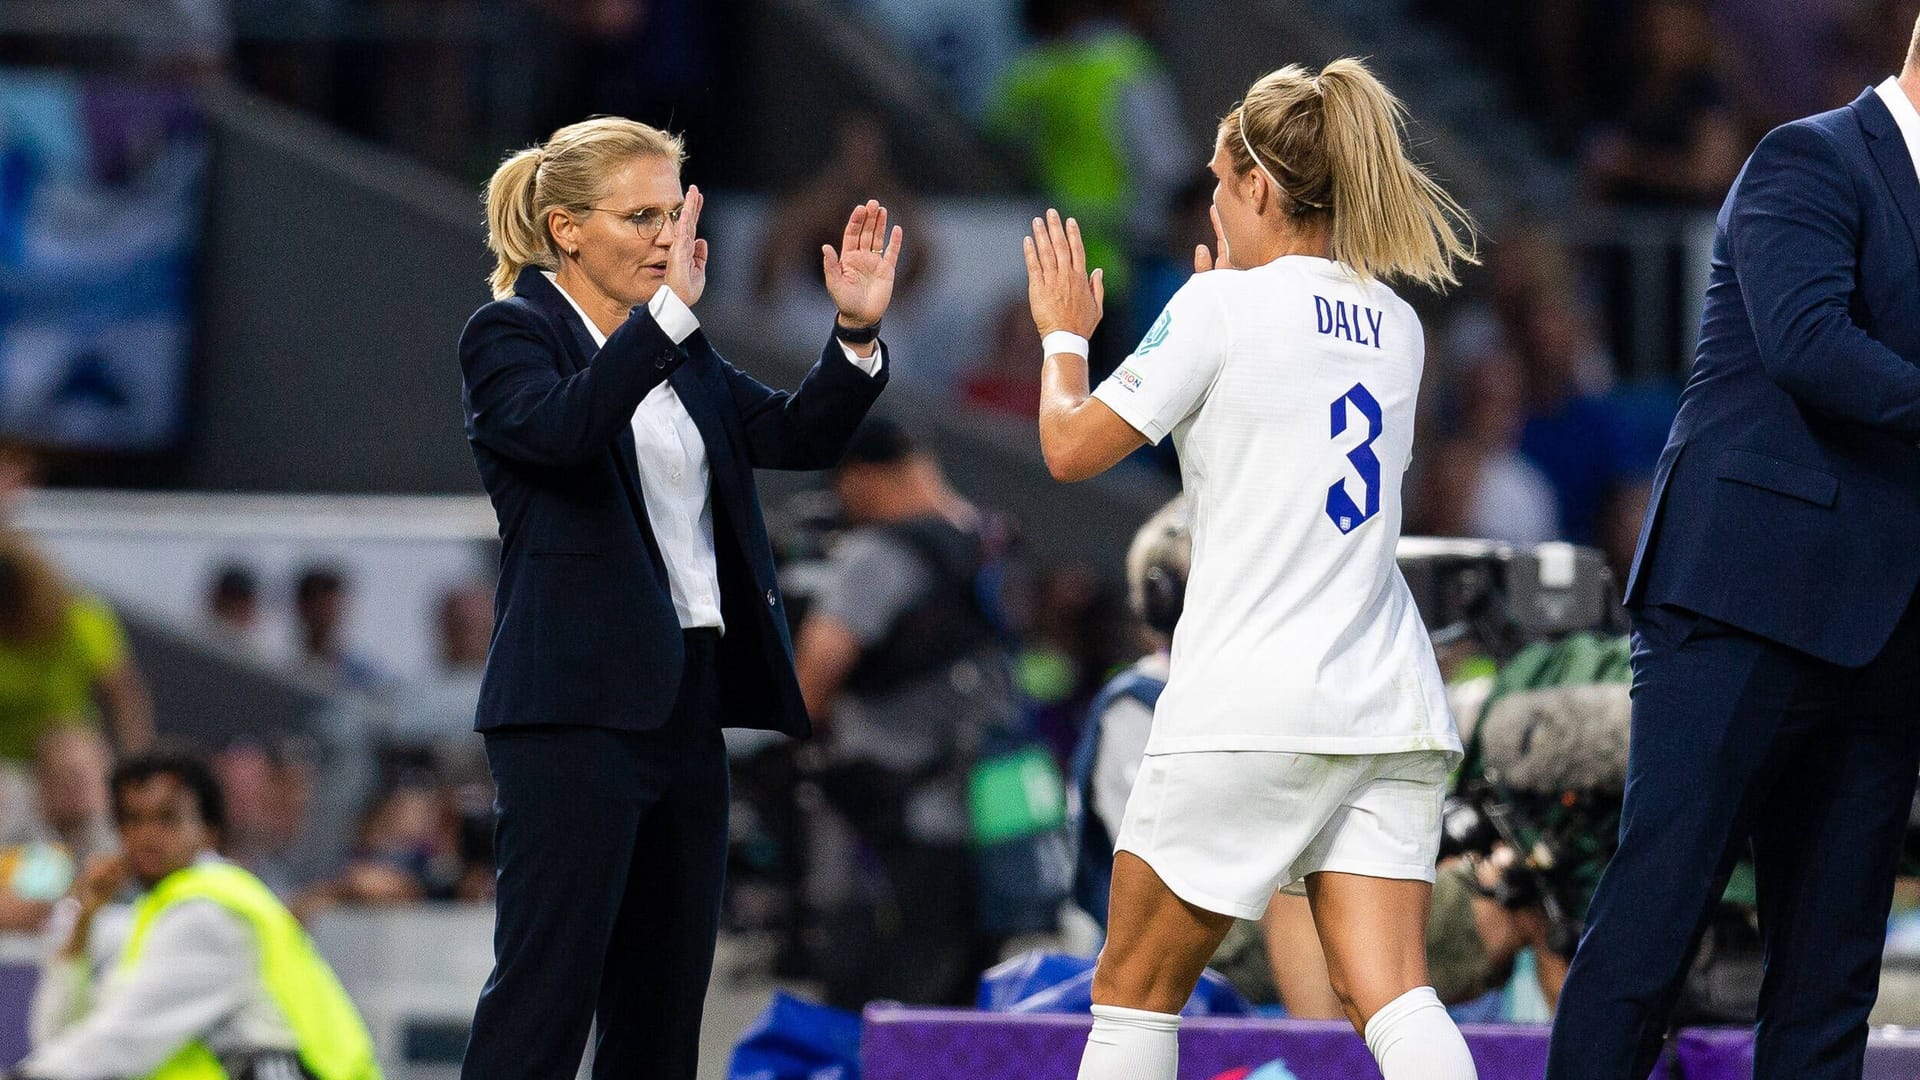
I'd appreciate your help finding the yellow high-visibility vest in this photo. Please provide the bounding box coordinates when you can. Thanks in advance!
[115,862,382,1080]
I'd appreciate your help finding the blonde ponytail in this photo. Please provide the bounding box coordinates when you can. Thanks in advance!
[480,117,688,301]
[1224,58,1478,289]
[484,147,548,300]
[1315,60,1476,288]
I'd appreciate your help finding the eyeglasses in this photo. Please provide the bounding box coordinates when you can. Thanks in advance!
[584,204,683,240]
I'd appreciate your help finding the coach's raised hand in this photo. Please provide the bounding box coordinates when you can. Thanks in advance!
[1024,208,1104,338]
[822,199,903,331]
[664,184,708,307]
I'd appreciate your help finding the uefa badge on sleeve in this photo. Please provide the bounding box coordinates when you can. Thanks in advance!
[1137,307,1172,354]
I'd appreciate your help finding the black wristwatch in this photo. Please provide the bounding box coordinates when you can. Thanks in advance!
[833,317,882,346]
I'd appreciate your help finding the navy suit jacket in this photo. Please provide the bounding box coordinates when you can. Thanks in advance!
[1627,88,1920,666]
[459,266,887,735]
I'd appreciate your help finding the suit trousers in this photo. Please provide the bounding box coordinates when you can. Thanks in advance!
[1546,597,1920,1080]
[462,629,729,1080]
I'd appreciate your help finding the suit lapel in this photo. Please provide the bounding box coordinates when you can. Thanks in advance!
[513,267,596,375]
[512,268,667,581]
[1855,88,1920,270]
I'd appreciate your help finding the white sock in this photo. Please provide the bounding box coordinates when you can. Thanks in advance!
[1362,986,1477,1080]
[1075,1003,1180,1080]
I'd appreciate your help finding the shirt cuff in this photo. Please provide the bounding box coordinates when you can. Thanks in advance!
[647,286,700,345]
[838,339,885,377]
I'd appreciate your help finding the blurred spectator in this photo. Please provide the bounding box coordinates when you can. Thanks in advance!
[1445,228,1585,363]
[1130,174,1216,346]
[754,114,932,306]
[200,563,272,658]
[525,0,718,165]
[212,738,317,899]
[0,533,154,762]
[0,443,40,525]
[960,297,1047,419]
[986,0,1191,349]
[388,580,494,745]
[1418,352,1561,546]
[0,728,117,932]
[1446,230,1632,547]
[1516,305,1630,546]
[1581,0,1746,205]
[291,565,382,692]
[1014,563,1140,764]
[316,777,482,906]
[794,418,1021,1007]
[851,0,1023,116]
[283,741,494,914]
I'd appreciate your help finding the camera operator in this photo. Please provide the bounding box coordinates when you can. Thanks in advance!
[792,418,1024,1008]
[1431,628,1761,1023]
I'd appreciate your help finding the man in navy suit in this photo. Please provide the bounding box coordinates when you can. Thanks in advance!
[1546,26,1920,1080]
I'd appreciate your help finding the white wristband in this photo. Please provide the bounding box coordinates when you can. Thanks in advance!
[1041,331,1091,360]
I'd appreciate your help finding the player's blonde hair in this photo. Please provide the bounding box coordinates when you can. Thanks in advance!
[1222,58,1478,289]
[483,117,686,300]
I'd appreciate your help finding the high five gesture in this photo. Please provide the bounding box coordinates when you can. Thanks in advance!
[822,199,904,330]
[1023,208,1105,339]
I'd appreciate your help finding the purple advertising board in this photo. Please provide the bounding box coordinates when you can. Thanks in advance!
[864,1006,1920,1080]
[861,1007,1629,1080]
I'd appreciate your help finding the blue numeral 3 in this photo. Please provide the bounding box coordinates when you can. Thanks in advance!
[1327,383,1382,534]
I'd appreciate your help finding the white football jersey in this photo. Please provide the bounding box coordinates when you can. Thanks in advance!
[1091,255,1459,756]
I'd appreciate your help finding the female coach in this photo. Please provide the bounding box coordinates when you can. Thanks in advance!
[457,116,900,1080]
[1023,60,1479,1080]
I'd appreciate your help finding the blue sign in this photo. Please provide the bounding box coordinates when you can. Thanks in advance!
[0,70,204,450]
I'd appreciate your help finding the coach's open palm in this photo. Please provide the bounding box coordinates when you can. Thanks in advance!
[822,199,903,328]
[665,185,708,307]
[1024,208,1104,338]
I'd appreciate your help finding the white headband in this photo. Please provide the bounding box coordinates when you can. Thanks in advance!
[1238,106,1327,210]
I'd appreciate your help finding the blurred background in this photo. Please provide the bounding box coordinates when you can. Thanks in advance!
[0,0,1915,1077]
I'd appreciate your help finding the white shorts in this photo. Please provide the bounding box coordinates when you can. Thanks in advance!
[1112,749,1452,920]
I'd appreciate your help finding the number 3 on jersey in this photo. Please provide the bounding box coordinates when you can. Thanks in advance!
[1326,383,1383,535]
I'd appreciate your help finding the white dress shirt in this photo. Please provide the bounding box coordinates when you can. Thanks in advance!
[1876,77,1920,178]
[545,274,883,632]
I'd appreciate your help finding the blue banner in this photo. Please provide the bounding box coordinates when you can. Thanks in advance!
[0,69,204,451]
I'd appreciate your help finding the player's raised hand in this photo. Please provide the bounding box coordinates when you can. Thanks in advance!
[822,199,903,328]
[1024,208,1104,338]
[1195,204,1233,273]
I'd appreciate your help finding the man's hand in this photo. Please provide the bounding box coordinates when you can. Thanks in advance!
[1023,208,1104,338]
[59,853,126,960]
[664,184,708,308]
[823,199,903,330]
[74,853,126,916]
